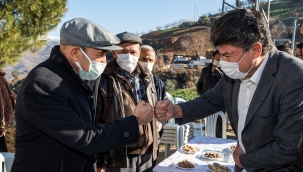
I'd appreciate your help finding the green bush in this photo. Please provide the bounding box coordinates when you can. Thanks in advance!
[169,89,198,101]
[165,79,176,92]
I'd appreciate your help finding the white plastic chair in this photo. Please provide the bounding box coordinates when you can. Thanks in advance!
[204,111,227,138]
[165,92,175,123]
[174,97,186,104]
[179,122,194,146]
[0,152,14,172]
[160,124,182,158]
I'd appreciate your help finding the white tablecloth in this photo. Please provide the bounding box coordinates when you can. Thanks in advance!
[153,136,238,172]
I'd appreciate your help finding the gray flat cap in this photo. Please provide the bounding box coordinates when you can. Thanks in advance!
[60,18,122,50]
[116,31,142,45]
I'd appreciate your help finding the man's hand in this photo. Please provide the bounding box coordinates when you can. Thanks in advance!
[96,164,106,172]
[134,101,154,125]
[233,144,244,168]
[155,100,174,122]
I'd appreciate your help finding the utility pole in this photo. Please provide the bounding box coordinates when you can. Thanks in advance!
[291,18,298,54]
[194,4,196,21]
[196,10,199,21]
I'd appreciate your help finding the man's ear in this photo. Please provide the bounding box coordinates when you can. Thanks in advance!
[252,42,262,58]
[112,50,117,59]
[70,47,80,62]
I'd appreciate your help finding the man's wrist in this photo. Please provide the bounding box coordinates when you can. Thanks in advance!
[173,105,183,118]
[134,115,140,125]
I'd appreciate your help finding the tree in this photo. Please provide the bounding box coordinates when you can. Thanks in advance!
[11,70,19,83]
[270,21,286,40]
[0,0,67,67]
[156,26,162,31]
[164,24,169,29]
[218,8,222,13]
[236,0,243,8]
[198,15,211,24]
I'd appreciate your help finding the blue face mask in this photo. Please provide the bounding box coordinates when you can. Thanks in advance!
[75,48,106,80]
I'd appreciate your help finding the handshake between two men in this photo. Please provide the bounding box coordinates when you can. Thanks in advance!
[133,100,177,125]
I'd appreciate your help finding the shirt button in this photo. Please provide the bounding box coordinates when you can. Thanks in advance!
[124,132,129,138]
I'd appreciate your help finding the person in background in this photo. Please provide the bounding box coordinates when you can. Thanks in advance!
[196,50,223,138]
[0,68,16,152]
[276,44,293,56]
[155,9,303,171]
[12,18,154,172]
[96,32,160,172]
[295,42,303,59]
[139,45,167,101]
[139,44,167,167]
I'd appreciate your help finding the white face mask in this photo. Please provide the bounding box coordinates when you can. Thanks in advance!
[139,62,154,72]
[117,54,139,73]
[75,48,106,80]
[213,60,221,67]
[220,50,254,79]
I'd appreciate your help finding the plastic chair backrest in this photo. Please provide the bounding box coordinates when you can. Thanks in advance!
[174,97,186,104]
[204,111,227,138]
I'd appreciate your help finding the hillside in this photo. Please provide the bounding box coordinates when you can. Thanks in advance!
[142,25,212,58]
[142,0,303,59]
[4,36,59,81]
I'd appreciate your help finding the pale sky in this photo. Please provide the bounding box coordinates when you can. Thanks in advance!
[47,0,236,38]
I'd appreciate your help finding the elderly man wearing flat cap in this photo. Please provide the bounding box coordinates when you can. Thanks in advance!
[96,32,161,172]
[12,19,154,172]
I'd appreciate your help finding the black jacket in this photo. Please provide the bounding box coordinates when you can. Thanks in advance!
[154,76,166,101]
[196,63,223,96]
[12,46,139,172]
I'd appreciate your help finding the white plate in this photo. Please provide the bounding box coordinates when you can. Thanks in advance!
[180,145,200,154]
[208,163,232,172]
[201,151,224,160]
[176,162,198,170]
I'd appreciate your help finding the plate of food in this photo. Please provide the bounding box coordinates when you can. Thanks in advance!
[180,144,200,154]
[176,160,197,170]
[201,151,224,160]
[222,145,236,153]
[208,162,231,172]
[229,145,236,151]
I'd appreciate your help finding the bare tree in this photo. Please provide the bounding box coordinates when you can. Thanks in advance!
[164,24,169,29]
[218,8,222,13]
[241,0,247,8]
[236,0,242,8]
[140,31,146,36]
[156,26,162,31]
[224,5,228,11]
[270,21,286,40]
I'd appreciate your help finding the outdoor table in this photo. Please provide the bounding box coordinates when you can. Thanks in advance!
[153,136,238,172]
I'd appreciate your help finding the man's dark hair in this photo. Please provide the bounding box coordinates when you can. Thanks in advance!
[276,45,293,55]
[212,50,220,57]
[296,42,303,49]
[210,9,273,56]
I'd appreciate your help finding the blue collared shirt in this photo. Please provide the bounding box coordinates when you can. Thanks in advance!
[119,66,147,102]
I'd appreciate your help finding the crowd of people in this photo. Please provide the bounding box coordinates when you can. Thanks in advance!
[1,8,303,172]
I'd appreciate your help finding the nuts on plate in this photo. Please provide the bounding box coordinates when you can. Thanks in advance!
[182,145,196,153]
[177,160,195,168]
[204,152,221,159]
[208,163,231,172]
[230,145,236,151]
